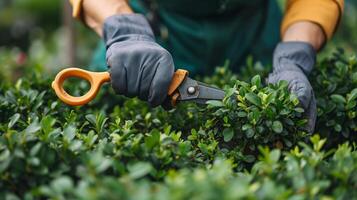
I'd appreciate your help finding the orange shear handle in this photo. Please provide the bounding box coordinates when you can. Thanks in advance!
[52,68,188,107]
[51,68,111,106]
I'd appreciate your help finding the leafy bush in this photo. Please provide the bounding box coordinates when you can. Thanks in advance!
[206,76,307,150]
[35,135,356,200]
[0,50,356,199]
[311,49,357,145]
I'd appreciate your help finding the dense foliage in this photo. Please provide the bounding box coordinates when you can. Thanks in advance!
[0,50,356,199]
[311,49,357,144]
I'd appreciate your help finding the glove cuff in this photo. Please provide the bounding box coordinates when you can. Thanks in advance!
[273,42,316,75]
[103,14,155,48]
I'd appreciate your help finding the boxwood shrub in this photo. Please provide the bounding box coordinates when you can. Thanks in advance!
[0,50,356,199]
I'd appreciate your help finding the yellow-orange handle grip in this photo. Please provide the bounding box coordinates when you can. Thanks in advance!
[52,68,189,107]
[52,68,111,106]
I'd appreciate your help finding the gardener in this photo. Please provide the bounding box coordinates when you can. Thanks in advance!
[69,0,343,132]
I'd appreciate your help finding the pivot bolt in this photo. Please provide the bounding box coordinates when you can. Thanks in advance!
[187,86,196,95]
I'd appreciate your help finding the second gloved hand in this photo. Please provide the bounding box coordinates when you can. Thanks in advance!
[267,42,317,133]
[103,14,175,107]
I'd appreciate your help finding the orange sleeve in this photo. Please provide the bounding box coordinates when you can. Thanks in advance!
[68,0,83,19]
[281,0,344,40]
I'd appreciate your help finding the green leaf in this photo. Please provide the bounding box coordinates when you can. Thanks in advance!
[294,107,305,113]
[223,128,234,142]
[250,109,261,125]
[347,88,357,102]
[41,116,56,135]
[245,129,255,138]
[251,75,261,88]
[85,114,96,126]
[63,125,76,141]
[237,111,247,117]
[244,155,256,163]
[25,120,41,134]
[346,101,357,110]
[352,72,357,83]
[128,162,152,179]
[272,121,283,133]
[145,129,161,149]
[242,124,252,131]
[245,92,262,107]
[69,140,83,152]
[280,109,290,115]
[30,143,42,156]
[96,158,112,173]
[8,113,20,129]
[331,94,346,104]
[50,176,73,193]
[269,149,281,163]
[334,124,342,132]
[0,149,11,173]
[207,100,224,107]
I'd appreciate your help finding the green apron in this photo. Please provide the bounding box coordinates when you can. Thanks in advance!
[90,0,282,76]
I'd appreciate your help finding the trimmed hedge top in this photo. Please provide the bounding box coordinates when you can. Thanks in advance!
[0,50,356,199]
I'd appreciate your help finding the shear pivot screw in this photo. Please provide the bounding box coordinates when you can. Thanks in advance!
[187,86,196,95]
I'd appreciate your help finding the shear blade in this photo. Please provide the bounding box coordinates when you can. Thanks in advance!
[177,77,225,104]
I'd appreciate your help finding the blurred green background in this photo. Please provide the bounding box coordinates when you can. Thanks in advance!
[0,0,356,81]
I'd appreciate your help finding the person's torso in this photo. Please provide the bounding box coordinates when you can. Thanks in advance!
[90,0,282,75]
[154,0,265,16]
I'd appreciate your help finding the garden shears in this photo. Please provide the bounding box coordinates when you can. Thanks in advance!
[52,68,225,106]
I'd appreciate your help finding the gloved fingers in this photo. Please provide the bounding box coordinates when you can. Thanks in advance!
[107,41,174,107]
[109,66,127,96]
[288,79,312,110]
[267,71,312,109]
[123,42,157,98]
[137,58,158,101]
[273,42,316,75]
[108,46,128,96]
[107,42,155,99]
[103,13,176,107]
[266,71,316,133]
[270,42,317,133]
[304,94,317,133]
[148,52,175,107]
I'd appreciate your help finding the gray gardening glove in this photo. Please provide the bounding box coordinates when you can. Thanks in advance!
[103,14,175,107]
[267,42,317,133]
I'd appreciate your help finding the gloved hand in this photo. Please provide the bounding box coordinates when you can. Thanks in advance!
[267,42,317,133]
[103,14,175,107]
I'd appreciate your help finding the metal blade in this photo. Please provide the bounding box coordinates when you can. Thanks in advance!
[195,81,225,103]
[177,77,225,104]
